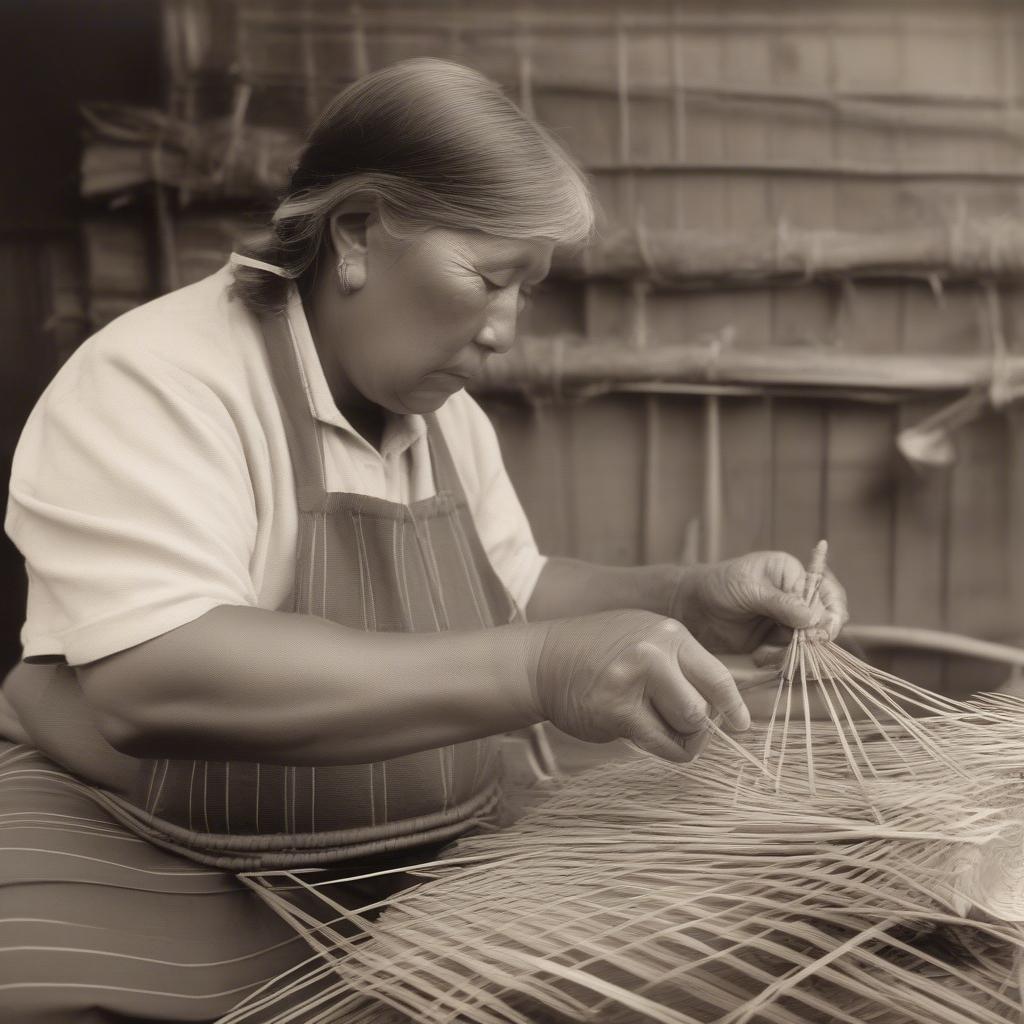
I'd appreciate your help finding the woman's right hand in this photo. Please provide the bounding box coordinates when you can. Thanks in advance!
[528,610,761,763]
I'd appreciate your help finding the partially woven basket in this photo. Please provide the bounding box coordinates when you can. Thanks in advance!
[219,619,1024,1024]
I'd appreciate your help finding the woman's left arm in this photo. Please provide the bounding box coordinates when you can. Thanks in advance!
[525,557,679,623]
[457,399,847,652]
[525,552,848,655]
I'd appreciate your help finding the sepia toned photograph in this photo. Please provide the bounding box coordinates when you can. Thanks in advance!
[0,1,1022,1021]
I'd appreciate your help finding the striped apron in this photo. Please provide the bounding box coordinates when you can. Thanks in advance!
[0,309,523,1021]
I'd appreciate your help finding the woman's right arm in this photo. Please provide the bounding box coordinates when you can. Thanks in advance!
[77,604,545,765]
[77,605,754,767]
[13,346,750,767]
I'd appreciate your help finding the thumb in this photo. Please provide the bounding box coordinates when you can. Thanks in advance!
[751,643,786,669]
[752,586,818,631]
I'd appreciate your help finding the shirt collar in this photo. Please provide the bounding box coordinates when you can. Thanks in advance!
[283,284,427,458]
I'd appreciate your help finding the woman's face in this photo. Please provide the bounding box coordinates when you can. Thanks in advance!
[316,224,554,416]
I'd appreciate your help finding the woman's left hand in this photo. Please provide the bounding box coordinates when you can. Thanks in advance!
[668,550,848,655]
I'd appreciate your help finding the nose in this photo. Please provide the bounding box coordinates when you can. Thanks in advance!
[475,288,520,354]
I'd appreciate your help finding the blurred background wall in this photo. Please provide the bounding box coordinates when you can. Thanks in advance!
[3,0,1024,692]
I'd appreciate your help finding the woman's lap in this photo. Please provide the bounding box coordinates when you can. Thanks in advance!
[0,742,422,1024]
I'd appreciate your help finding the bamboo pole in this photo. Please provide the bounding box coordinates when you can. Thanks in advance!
[227,4,1013,46]
[556,221,1024,284]
[586,160,1024,182]
[472,337,1024,396]
[703,395,722,562]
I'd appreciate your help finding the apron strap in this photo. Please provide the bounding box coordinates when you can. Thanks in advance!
[423,412,470,507]
[258,311,329,508]
[423,410,523,625]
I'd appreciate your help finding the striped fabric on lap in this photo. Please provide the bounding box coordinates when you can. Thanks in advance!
[0,742,350,1023]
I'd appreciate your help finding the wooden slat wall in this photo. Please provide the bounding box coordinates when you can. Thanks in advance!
[517,4,1023,679]
[95,0,1024,685]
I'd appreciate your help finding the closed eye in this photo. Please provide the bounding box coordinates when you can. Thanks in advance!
[480,273,532,297]
[478,273,538,313]
[479,273,510,291]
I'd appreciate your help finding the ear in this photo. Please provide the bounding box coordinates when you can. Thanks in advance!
[328,205,370,256]
[327,201,373,292]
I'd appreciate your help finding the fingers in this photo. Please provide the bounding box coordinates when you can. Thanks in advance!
[749,582,819,632]
[815,570,849,639]
[747,552,849,641]
[763,550,805,593]
[751,643,786,669]
[671,629,751,732]
[627,702,711,764]
[626,622,756,764]
[735,666,780,692]
[759,623,795,648]
[640,636,709,737]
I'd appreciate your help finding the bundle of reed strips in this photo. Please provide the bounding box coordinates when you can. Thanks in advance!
[222,543,1024,1024]
[80,103,296,200]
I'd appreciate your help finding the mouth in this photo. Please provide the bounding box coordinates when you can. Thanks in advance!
[438,363,480,382]
[434,350,488,386]
[423,368,475,392]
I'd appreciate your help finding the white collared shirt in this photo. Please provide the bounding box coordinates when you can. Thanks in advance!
[6,267,546,664]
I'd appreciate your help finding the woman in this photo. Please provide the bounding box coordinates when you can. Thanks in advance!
[0,59,846,1021]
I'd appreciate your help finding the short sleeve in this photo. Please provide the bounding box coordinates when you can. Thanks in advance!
[6,342,260,665]
[444,396,547,612]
